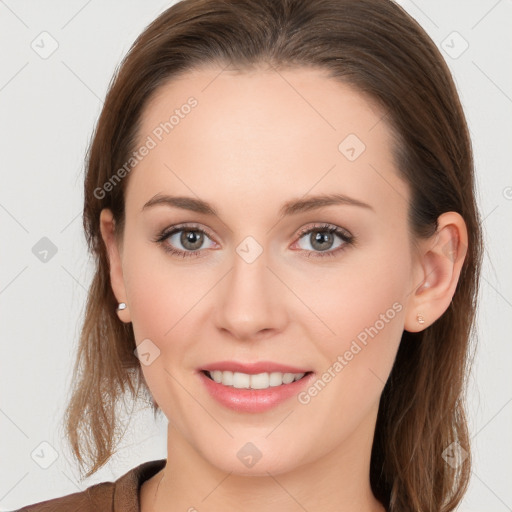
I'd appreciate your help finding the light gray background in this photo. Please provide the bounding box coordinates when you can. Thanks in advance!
[1,1,511,510]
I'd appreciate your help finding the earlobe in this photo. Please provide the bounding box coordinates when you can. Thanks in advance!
[99,208,132,323]
[404,212,468,333]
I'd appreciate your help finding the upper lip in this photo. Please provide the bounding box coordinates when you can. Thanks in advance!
[200,361,312,375]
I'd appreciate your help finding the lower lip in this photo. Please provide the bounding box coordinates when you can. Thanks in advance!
[198,371,315,413]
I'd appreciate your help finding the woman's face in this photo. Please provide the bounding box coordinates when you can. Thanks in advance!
[102,65,425,476]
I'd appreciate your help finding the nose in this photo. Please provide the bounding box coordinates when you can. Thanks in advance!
[213,246,289,341]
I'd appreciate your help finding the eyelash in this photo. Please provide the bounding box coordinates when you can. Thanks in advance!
[153,222,355,259]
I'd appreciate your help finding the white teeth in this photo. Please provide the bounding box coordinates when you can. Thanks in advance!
[233,372,250,388]
[207,370,306,389]
[211,370,224,384]
[269,372,283,387]
[249,372,268,389]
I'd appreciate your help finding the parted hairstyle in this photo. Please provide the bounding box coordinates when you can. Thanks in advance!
[62,1,483,510]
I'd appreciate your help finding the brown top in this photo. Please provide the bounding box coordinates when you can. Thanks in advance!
[16,459,167,512]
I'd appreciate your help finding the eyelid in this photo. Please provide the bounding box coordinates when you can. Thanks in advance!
[294,222,353,240]
[159,222,218,243]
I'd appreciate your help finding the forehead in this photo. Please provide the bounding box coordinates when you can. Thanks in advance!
[125,65,408,220]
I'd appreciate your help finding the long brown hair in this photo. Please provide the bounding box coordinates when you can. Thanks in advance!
[63,1,483,509]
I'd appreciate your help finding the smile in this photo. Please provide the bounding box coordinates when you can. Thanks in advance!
[198,370,316,413]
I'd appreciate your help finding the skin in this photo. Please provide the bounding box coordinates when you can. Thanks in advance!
[99,65,468,512]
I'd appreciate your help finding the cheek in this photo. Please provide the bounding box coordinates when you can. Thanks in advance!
[121,244,202,414]
[293,240,410,344]
[292,265,408,452]
[121,238,214,376]
[121,234,197,338]
[295,241,411,400]
[124,262,172,342]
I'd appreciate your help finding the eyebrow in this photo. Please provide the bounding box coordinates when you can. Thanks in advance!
[141,192,374,216]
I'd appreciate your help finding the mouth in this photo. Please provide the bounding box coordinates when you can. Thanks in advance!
[201,369,314,390]
[198,367,316,413]
[196,360,316,412]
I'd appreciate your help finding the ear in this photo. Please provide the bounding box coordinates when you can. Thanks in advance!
[99,208,132,323]
[404,211,468,333]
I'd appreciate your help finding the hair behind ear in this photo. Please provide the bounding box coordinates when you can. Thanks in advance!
[61,254,155,479]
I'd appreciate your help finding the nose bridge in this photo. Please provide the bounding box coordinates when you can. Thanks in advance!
[214,237,288,339]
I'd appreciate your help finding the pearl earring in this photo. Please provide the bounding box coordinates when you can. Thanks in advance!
[416,313,425,325]
[117,302,127,311]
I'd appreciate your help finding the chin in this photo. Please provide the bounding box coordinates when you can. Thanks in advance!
[202,439,306,477]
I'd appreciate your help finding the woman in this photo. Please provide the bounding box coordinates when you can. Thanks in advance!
[19,0,482,510]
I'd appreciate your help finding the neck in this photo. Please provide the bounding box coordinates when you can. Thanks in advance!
[145,412,386,512]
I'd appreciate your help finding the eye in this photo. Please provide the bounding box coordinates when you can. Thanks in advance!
[292,223,354,258]
[154,222,355,259]
[153,223,217,258]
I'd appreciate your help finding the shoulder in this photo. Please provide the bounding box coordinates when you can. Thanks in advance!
[15,480,114,512]
[16,459,167,512]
